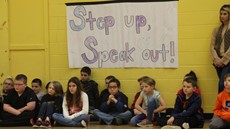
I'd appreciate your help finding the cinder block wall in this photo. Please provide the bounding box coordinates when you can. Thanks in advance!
[0,0,229,113]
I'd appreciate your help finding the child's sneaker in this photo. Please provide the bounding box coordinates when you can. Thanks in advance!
[33,120,42,128]
[137,119,152,127]
[30,118,35,126]
[41,120,51,128]
[182,122,190,129]
[80,120,87,128]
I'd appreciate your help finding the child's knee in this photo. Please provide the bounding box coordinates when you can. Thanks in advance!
[130,117,137,126]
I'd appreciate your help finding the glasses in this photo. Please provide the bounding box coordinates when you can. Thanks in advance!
[4,82,12,86]
[108,86,118,90]
[14,83,25,86]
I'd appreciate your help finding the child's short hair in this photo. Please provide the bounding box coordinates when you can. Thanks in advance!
[224,73,230,80]
[15,74,27,84]
[183,77,197,87]
[80,66,91,75]
[105,75,116,80]
[32,78,42,87]
[108,78,120,88]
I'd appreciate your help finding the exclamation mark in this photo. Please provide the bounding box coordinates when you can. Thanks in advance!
[170,41,175,63]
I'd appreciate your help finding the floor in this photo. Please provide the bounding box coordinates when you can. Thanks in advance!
[0,121,211,129]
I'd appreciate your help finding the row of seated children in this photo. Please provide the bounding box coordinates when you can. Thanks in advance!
[0,74,89,127]
[92,71,205,128]
[1,70,230,128]
[0,70,204,128]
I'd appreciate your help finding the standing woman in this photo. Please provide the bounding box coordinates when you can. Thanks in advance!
[210,4,230,93]
[52,77,88,127]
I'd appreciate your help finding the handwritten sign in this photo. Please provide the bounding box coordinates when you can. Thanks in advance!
[66,1,178,68]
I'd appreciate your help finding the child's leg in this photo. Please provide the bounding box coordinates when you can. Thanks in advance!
[52,113,88,126]
[37,102,48,119]
[93,109,114,125]
[45,103,54,121]
[147,98,158,121]
[72,114,88,126]
[130,113,146,126]
[116,110,132,124]
[209,116,226,129]
[185,116,199,128]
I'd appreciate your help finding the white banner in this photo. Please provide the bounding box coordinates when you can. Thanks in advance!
[66,1,178,68]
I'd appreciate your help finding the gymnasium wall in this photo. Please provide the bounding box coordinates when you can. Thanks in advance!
[0,0,229,113]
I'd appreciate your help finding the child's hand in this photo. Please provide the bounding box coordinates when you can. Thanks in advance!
[111,97,118,103]
[107,95,114,104]
[167,116,174,125]
[109,95,114,100]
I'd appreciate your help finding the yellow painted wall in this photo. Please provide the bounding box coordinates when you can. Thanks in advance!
[0,0,229,113]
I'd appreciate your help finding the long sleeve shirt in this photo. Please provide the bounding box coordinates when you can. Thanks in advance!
[62,91,88,119]
[99,91,128,113]
[210,26,230,65]
[214,89,230,122]
[172,92,204,122]
[81,80,99,109]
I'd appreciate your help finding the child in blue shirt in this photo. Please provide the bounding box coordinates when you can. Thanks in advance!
[94,78,132,125]
[157,77,204,128]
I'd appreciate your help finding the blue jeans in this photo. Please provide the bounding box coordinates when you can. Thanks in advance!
[214,64,230,93]
[130,98,158,126]
[209,116,230,129]
[52,113,88,126]
[38,102,54,119]
[93,109,132,125]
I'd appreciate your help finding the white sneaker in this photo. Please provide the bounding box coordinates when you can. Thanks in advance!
[81,120,87,128]
[182,122,190,129]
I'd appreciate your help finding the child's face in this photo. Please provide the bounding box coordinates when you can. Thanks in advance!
[3,79,14,91]
[142,82,154,94]
[182,81,195,96]
[108,82,119,95]
[224,77,230,90]
[48,83,55,96]
[80,72,89,82]
[68,82,77,95]
[31,82,41,94]
[14,80,26,94]
[139,81,144,90]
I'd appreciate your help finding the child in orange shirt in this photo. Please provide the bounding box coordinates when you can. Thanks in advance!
[209,73,230,129]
